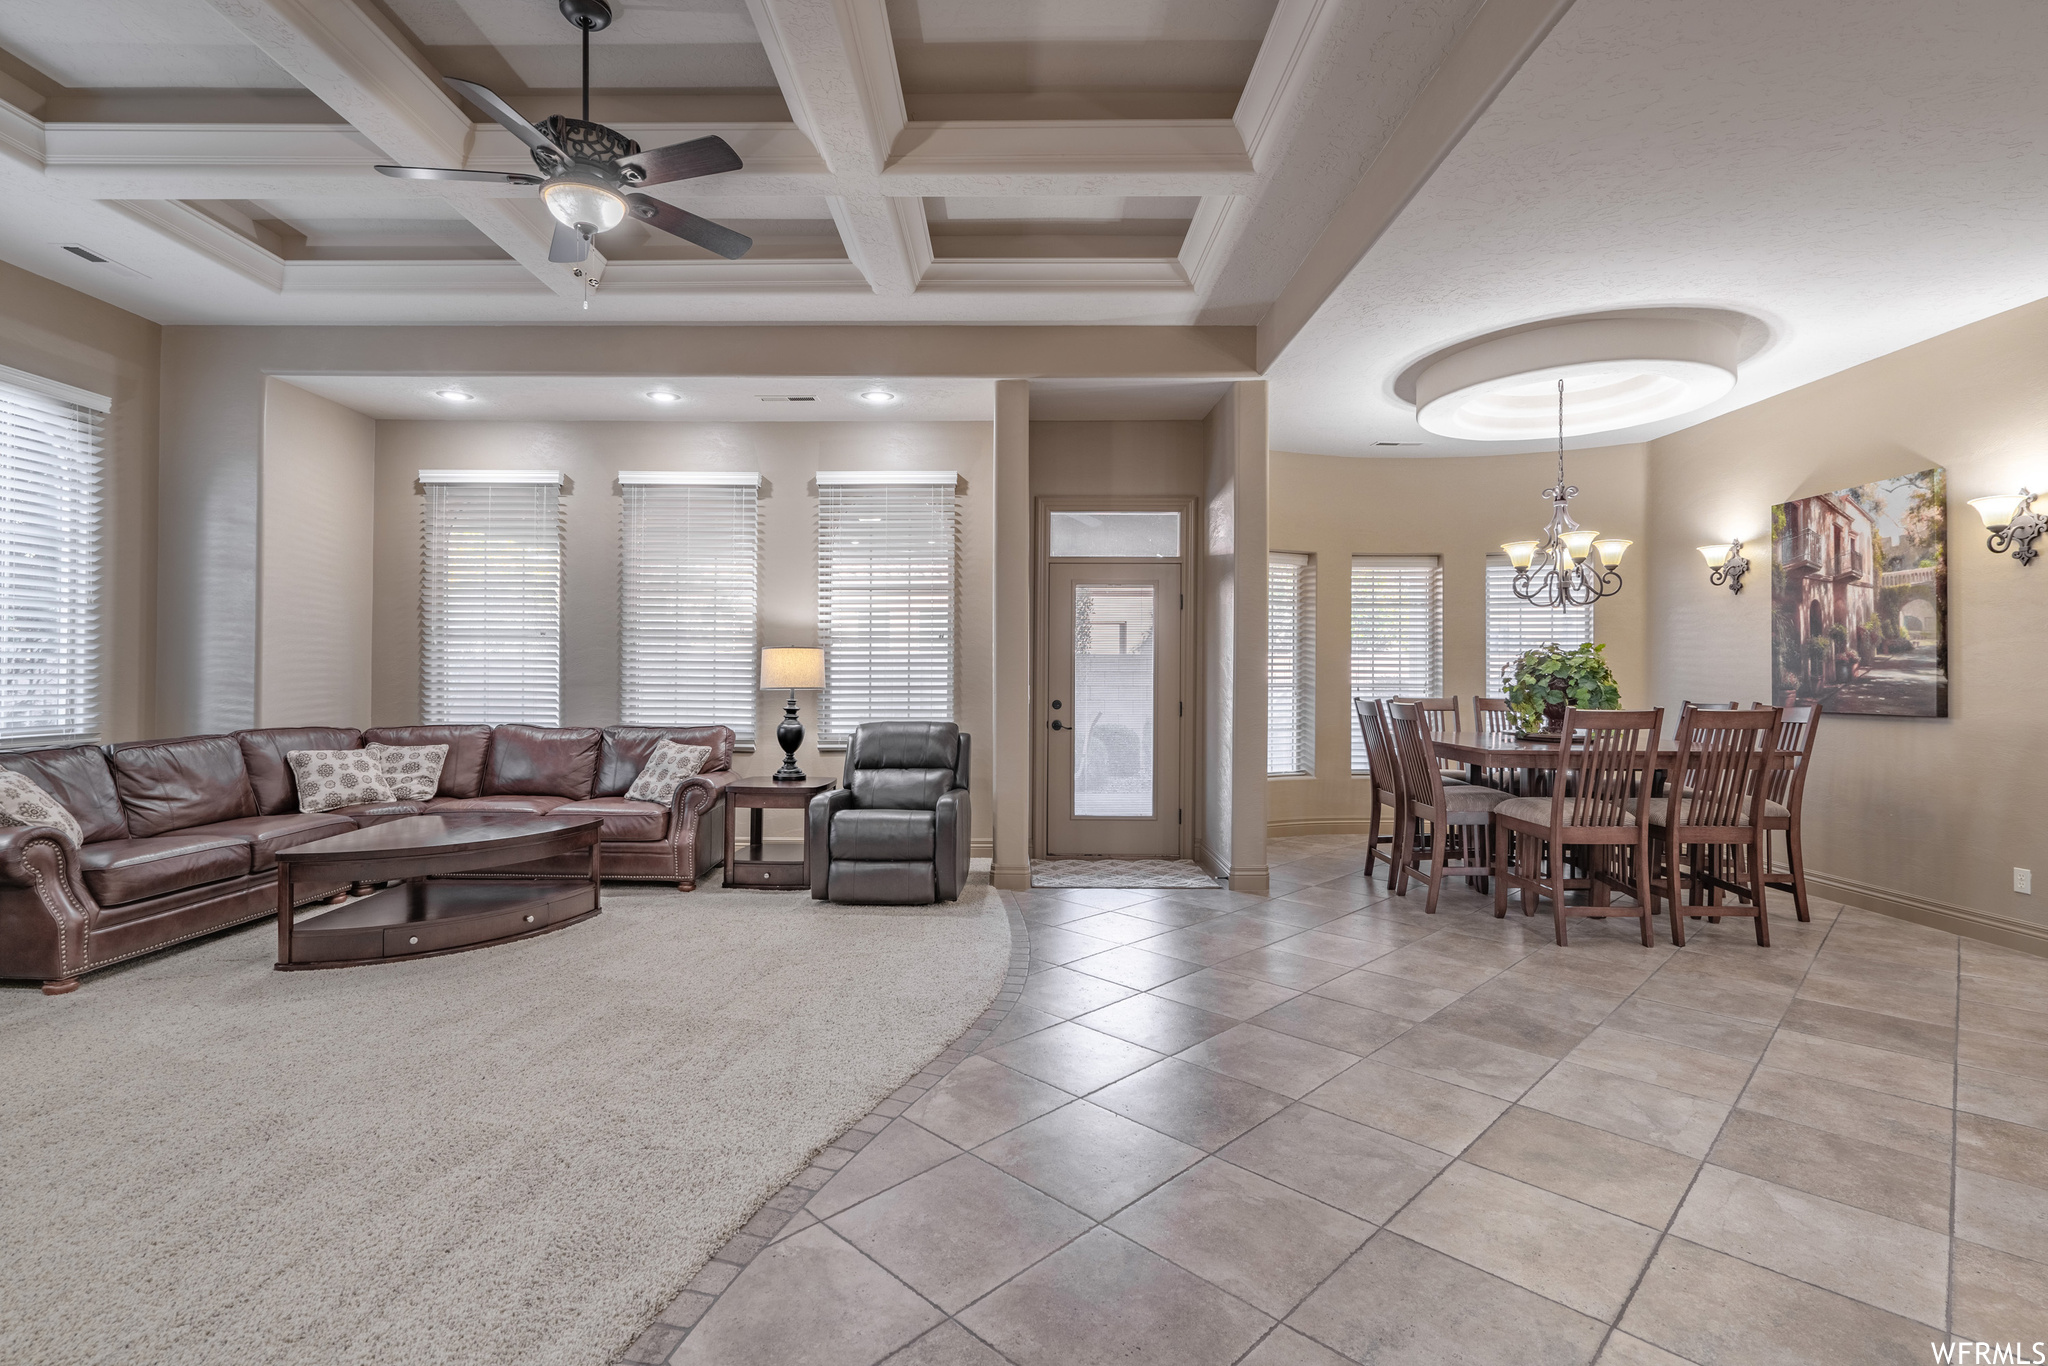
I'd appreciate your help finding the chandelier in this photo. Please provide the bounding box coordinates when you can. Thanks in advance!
[1501,379,1632,608]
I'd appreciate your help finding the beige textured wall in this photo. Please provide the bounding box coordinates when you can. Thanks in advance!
[1648,295,2048,945]
[259,381,374,727]
[1201,383,1271,891]
[0,259,160,742]
[1266,443,1650,835]
[370,420,995,848]
[1030,420,1209,498]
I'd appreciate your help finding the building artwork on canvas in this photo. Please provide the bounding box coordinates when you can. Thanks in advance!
[1771,467,1947,717]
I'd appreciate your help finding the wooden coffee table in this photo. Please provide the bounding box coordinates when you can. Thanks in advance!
[275,814,602,970]
[723,776,835,888]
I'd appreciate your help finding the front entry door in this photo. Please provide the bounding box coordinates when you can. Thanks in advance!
[1046,562,1183,858]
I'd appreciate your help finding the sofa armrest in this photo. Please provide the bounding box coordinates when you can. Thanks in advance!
[808,789,856,899]
[0,827,96,988]
[667,770,738,889]
[934,788,971,902]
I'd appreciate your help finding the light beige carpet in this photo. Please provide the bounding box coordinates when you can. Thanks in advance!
[0,870,1011,1366]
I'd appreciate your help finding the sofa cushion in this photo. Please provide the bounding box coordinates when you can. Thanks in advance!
[623,740,711,804]
[177,812,356,872]
[0,771,84,846]
[108,735,258,838]
[288,749,396,813]
[597,725,735,796]
[236,727,361,814]
[486,725,601,799]
[328,800,428,827]
[361,725,492,797]
[424,795,569,816]
[364,742,447,801]
[0,745,129,843]
[830,809,936,861]
[552,797,668,842]
[78,834,253,907]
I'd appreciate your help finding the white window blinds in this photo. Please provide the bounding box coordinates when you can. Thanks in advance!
[816,471,957,744]
[1267,552,1315,776]
[420,471,563,726]
[619,472,761,743]
[0,369,104,748]
[1349,555,1442,772]
[1485,552,1595,695]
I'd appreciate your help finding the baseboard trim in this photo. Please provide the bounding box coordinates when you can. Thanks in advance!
[1268,818,1376,838]
[1807,870,2048,960]
[1229,867,1270,896]
[971,839,995,858]
[1194,840,1225,882]
[990,863,1029,891]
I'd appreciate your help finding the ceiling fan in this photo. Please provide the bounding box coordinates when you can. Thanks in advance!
[374,0,752,263]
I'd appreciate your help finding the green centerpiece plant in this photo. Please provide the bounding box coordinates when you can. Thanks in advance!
[1502,641,1621,734]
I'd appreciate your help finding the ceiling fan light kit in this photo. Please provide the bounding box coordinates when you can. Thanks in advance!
[374,0,753,281]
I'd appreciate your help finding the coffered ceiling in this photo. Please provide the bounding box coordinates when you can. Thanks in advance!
[2,0,2044,455]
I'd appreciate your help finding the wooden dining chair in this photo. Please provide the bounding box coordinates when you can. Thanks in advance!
[1395,696,1469,785]
[1354,696,1402,884]
[1643,706,1780,947]
[1753,702,1820,922]
[1473,697,1525,792]
[1386,701,1509,913]
[1491,706,1663,946]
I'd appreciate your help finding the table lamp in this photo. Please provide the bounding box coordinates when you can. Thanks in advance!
[760,647,825,781]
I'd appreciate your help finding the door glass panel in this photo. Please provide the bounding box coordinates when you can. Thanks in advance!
[1072,583,1155,817]
[1049,511,1180,558]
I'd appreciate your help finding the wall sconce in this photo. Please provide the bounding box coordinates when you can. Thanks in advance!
[1697,538,1751,593]
[1967,489,2045,566]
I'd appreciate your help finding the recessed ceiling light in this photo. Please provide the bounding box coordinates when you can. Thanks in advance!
[1413,319,1738,441]
[856,389,899,405]
[645,390,683,404]
[435,388,477,403]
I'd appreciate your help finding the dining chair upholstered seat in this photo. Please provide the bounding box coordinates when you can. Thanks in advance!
[1492,795,1636,826]
[1630,795,1790,825]
[1435,785,1513,820]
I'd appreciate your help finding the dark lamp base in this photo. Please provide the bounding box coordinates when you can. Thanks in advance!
[774,690,807,781]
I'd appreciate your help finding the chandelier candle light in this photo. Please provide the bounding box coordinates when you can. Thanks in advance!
[1501,379,1632,608]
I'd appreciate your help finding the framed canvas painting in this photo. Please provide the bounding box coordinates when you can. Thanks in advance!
[1770,467,1947,717]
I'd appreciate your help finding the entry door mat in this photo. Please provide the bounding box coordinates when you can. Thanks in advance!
[1031,858,1221,889]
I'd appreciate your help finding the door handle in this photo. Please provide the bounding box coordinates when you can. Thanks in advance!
[1049,720,1065,731]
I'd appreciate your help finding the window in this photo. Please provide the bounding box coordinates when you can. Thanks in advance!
[816,471,957,744]
[1485,552,1595,695]
[1267,552,1315,776]
[419,470,563,725]
[1048,511,1180,558]
[0,367,104,748]
[619,472,761,744]
[1349,556,1442,772]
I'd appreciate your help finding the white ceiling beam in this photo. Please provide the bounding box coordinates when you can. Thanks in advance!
[746,0,926,295]
[1256,0,1579,365]
[104,200,286,291]
[196,0,597,298]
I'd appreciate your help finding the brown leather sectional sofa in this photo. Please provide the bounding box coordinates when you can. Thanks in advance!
[0,722,736,995]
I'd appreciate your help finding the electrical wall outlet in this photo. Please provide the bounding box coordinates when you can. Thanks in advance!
[2016,868,2032,895]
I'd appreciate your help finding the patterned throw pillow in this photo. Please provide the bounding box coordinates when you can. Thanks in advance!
[0,771,85,847]
[365,742,448,801]
[624,740,713,804]
[288,749,396,813]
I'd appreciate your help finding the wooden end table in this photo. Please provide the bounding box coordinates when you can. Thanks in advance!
[724,776,835,888]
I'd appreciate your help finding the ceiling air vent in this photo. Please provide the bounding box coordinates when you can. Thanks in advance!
[56,243,147,278]
[1373,441,1421,447]
[757,395,817,402]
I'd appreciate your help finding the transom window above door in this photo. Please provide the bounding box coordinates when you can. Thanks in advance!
[1048,511,1181,558]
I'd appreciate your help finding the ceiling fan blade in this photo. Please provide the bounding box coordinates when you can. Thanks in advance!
[549,221,590,264]
[626,193,752,260]
[375,165,543,185]
[443,77,566,159]
[616,136,743,187]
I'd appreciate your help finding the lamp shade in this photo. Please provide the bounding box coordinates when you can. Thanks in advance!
[1697,544,1731,568]
[1968,493,2026,531]
[1501,540,1540,569]
[761,647,824,690]
[1594,538,1632,567]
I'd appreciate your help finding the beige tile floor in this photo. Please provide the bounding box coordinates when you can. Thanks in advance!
[623,835,2048,1366]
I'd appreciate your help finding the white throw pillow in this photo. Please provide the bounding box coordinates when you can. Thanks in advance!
[0,771,84,846]
[624,739,713,804]
[365,742,448,802]
[288,749,396,813]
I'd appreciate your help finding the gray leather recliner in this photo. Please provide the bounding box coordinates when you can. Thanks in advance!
[808,722,971,904]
